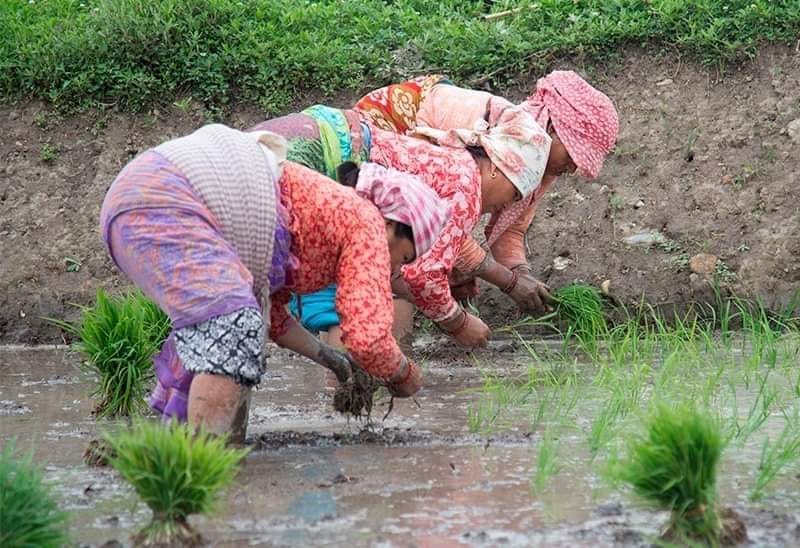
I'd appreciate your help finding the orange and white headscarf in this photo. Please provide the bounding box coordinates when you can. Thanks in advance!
[413,106,551,200]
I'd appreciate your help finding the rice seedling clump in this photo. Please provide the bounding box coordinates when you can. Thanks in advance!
[50,288,170,418]
[0,440,69,548]
[105,421,248,547]
[614,402,745,545]
[552,283,607,352]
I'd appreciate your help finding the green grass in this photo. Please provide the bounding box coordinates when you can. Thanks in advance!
[0,440,70,548]
[48,288,170,418]
[613,402,725,545]
[2,0,799,112]
[105,420,249,546]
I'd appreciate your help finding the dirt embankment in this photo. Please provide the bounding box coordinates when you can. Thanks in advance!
[2,47,799,343]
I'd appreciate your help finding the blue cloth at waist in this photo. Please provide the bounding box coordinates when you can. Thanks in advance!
[289,285,339,332]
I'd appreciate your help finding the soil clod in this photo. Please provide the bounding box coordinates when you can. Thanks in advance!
[83,438,115,467]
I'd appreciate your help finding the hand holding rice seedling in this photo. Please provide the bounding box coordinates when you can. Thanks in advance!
[105,421,249,547]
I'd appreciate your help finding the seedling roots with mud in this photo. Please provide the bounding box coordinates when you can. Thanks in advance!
[333,366,381,419]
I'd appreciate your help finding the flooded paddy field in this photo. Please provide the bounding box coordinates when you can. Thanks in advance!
[2,331,800,547]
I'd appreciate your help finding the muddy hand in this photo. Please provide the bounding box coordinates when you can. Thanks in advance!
[316,343,354,383]
[386,358,422,398]
[508,272,553,315]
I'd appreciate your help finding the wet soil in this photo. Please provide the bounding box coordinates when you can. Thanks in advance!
[3,343,800,547]
[2,46,800,344]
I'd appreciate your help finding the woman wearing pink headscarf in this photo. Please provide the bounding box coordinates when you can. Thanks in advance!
[355,70,619,310]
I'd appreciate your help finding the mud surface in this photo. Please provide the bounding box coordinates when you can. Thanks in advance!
[2,343,800,547]
[2,47,800,343]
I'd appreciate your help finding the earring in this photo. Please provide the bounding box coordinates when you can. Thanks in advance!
[490,166,498,179]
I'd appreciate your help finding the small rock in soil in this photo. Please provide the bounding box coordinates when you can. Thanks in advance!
[0,400,31,416]
[721,174,733,185]
[787,119,800,144]
[690,253,718,274]
[594,501,623,517]
[656,78,674,86]
[689,273,711,295]
[553,256,572,271]
[622,231,665,247]
[633,199,645,209]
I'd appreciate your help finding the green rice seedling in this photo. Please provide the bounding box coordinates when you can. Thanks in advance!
[48,288,170,417]
[750,409,800,501]
[105,421,249,546]
[531,427,563,493]
[0,440,69,548]
[613,403,737,545]
[551,283,607,357]
[589,371,645,459]
[467,369,531,434]
[654,348,683,394]
[735,371,780,444]
[711,285,738,345]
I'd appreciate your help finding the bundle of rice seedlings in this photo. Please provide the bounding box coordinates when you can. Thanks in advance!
[551,283,607,352]
[614,402,745,545]
[105,421,248,547]
[0,440,69,548]
[49,288,170,418]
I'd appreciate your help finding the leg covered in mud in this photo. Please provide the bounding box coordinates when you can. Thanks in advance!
[176,308,266,444]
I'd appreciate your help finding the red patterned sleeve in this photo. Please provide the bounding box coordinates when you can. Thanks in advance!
[370,134,481,322]
[336,207,407,380]
[268,289,296,341]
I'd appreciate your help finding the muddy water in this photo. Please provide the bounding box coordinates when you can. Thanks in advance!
[1,343,799,547]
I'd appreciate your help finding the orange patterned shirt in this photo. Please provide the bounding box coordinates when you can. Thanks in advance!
[269,162,406,380]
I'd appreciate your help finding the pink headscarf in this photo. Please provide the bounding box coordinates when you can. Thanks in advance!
[485,71,619,246]
[413,106,551,199]
[524,70,619,179]
[355,162,449,257]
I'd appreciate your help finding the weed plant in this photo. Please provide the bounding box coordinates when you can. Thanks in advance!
[614,403,726,545]
[49,288,170,418]
[105,421,249,546]
[0,440,69,548]
[5,1,799,112]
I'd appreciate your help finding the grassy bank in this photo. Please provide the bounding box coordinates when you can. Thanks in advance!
[2,0,798,113]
